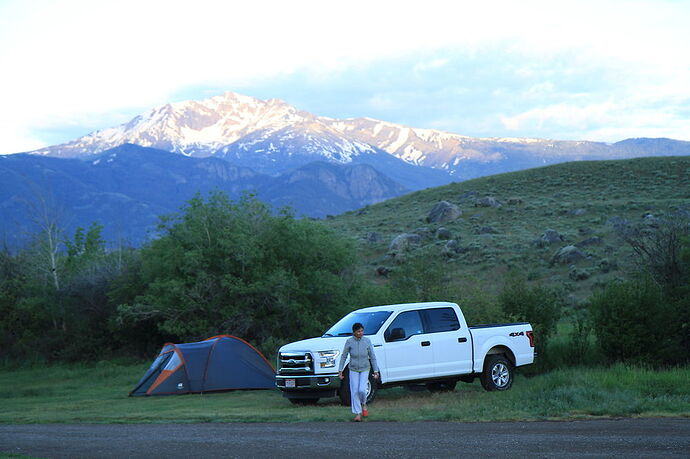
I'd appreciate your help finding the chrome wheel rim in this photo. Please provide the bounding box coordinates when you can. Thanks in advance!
[491,363,510,387]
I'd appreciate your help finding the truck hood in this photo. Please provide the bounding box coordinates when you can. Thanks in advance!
[279,336,349,354]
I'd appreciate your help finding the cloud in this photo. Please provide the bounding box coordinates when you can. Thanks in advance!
[1,0,690,152]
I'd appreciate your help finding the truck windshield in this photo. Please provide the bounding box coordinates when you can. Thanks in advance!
[322,311,392,337]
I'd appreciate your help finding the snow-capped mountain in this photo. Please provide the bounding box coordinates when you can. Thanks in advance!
[31,92,311,158]
[27,91,690,181]
[6,91,690,248]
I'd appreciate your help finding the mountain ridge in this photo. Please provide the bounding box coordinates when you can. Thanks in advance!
[0,144,413,247]
[24,91,690,180]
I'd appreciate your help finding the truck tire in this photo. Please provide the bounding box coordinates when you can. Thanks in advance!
[338,368,379,406]
[426,380,457,392]
[480,355,513,391]
[288,398,319,405]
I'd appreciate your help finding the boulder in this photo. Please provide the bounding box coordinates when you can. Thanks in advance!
[475,196,502,208]
[364,232,381,243]
[568,265,591,281]
[533,229,564,247]
[427,201,462,223]
[551,245,587,265]
[436,227,452,240]
[388,233,422,252]
[442,239,460,258]
[598,258,617,273]
[413,227,434,241]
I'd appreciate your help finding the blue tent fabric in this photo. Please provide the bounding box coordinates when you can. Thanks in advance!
[130,335,275,396]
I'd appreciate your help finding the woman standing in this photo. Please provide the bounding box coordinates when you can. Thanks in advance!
[338,322,380,422]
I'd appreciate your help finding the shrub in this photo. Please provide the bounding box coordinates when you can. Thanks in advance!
[498,276,562,358]
[588,278,686,365]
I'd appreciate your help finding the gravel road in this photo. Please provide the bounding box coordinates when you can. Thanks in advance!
[1,418,688,458]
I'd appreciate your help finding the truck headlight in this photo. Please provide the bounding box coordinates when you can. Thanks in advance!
[318,350,339,368]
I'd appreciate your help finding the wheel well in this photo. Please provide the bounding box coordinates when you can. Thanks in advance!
[484,346,515,367]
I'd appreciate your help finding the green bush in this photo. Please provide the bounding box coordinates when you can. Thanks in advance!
[588,278,686,365]
[498,276,562,358]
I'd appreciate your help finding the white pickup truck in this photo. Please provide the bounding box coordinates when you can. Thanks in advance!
[275,301,535,405]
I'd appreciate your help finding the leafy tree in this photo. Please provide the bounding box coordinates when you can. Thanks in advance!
[116,192,359,354]
[64,223,105,271]
[387,252,455,303]
[0,249,26,359]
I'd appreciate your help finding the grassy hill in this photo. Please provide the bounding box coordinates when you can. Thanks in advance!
[325,156,690,306]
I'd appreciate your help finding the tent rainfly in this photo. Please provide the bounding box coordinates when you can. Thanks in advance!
[130,335,276,396]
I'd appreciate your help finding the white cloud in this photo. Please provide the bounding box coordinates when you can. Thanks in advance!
[1,0,689,152]
[500,102,617,133]
[500,98,690,142]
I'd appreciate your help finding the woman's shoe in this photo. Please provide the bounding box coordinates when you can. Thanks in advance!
[362,409,368,417]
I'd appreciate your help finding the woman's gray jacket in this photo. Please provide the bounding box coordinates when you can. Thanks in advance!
[339,336,380,373]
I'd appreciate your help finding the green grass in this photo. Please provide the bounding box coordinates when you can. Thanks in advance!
[325,156,690,303]
[1,362,688,423]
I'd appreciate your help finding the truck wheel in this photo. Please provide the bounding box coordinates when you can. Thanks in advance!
[338,368,379,406]
[426,380,457,392]
[480,355,513,391]
[288,398,319,405]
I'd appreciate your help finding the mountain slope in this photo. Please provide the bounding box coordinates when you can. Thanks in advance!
[24,91,690,183]
[324,155,690,302]
[258,161,409,217]
[0,145,411,247]
[324,118,690,179]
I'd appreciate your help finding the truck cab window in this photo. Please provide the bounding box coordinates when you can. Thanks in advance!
[384,310,424,342]
[422,307,460,333]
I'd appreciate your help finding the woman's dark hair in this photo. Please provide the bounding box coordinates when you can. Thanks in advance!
[352,322,364,332]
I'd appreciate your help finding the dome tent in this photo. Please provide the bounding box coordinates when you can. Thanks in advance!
[130,335,275,396]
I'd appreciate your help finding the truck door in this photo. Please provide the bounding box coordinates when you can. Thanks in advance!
[421,307,473,376]
[382,310,434,382]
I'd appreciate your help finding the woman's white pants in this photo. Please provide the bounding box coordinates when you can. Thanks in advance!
[349,369,369,414]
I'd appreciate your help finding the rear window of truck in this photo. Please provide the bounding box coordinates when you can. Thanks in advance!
[422,307,460,333]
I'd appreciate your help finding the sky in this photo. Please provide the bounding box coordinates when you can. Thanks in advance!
[1,0,689,154]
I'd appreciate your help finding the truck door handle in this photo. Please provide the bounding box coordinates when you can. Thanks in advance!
[421,341,431,347]
[458,337,467,343]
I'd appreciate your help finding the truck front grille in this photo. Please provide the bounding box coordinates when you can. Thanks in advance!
[278,352,313,375]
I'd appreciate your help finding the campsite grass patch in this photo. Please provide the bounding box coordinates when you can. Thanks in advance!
[1,362,688,423]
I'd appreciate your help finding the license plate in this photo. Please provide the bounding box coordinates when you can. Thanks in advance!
[285,379,296,388]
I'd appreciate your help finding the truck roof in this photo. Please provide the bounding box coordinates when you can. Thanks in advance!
[354,301,458,313]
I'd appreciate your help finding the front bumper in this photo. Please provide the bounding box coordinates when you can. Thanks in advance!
[275,373,341,398]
